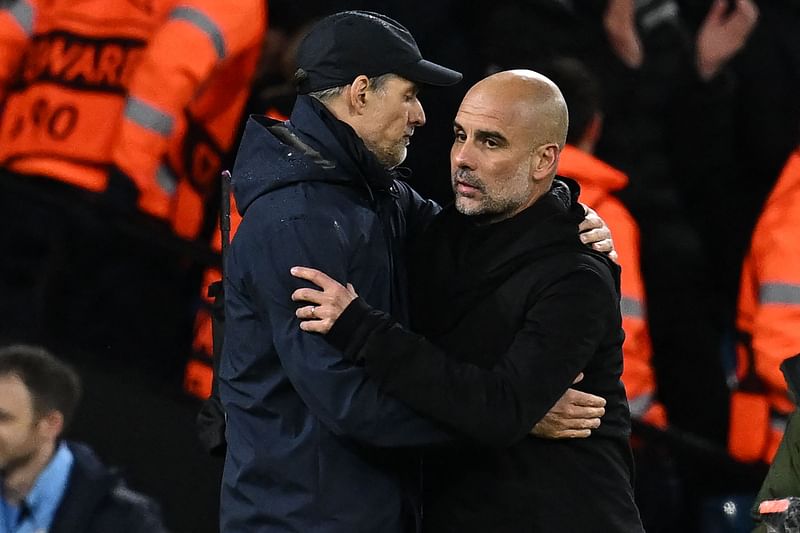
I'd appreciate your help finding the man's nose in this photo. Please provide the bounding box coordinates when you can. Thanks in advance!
[452,141,475,170]
[410,98,426,127]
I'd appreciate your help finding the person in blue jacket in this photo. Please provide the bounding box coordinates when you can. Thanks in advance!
[219,10,612,533]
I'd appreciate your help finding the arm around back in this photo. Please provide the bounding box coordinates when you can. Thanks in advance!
[229,197,454,447]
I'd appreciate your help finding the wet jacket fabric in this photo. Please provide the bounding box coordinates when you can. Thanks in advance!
[732,148,800,463]
[0,0,264,238]
[218,95,452,532]
[51,442,168,533]
[327,180,644,532]
[558,144,665,427]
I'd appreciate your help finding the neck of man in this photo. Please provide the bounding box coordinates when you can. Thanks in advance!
[2,439,56,506]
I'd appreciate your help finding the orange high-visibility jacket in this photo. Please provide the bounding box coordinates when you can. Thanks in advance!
[0,0,28,105]
[0,0,265,239]
[733,148,800,462]
[184,106,288,399]
[184,198,242,399]
[558,144,665,427]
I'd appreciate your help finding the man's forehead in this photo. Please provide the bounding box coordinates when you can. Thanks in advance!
[455,96,517,135]
[0,374,34,412]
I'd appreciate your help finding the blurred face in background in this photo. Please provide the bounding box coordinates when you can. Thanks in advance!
[0,374,46,473]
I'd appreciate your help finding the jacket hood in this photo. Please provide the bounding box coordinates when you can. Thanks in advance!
[557,145,628,205]
[231,95,394,215]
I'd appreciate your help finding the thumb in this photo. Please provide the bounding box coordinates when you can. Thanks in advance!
[704,0,728,25]
[346,283,358,297]
[572,372,585,385]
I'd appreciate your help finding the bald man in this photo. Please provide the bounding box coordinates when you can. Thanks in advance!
[291,70,644,531]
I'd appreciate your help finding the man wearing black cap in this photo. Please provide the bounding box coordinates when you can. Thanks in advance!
[218,11,610,532]
[218,11,463,532]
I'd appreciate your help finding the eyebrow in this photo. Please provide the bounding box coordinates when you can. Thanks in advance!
[453,121,509,147]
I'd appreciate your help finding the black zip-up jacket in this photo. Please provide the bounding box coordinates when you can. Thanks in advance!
[328,180,644,532]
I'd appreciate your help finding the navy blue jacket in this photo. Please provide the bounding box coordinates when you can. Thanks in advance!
[51,442,167,533]
[218,96,452,532]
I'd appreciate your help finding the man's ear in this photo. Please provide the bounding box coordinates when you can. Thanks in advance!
[37,410,64,441]
[347,75,372,114]
[532,143,561,181]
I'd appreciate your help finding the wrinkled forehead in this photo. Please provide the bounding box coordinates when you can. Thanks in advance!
[455,86,532,138]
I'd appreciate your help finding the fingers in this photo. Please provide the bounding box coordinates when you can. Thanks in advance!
[531,417,597,439]
[299,318,332,334]
[295,305,334,334]
[572,372,584,385]
[579,227,612,245]
[290,266,336,290]
[346,283,358,297]
[730,0,758,30]
[564,388,607,408]
[291,287,324,305]
[590,238,615,254]
[578,211,602,233]
[704,0,727,24]
[295,305,319,320]
[554,429,593,439]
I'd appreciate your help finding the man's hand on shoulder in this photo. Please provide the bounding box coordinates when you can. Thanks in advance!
[579,204,618,263]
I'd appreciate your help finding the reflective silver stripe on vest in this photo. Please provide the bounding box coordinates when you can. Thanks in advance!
[6,0,35,36]
[156,164,178,195]
[628,392,653,419]
[124,97,174,137]
[620,296,644,319]
[760,283,800,305]
[169,6,226,60]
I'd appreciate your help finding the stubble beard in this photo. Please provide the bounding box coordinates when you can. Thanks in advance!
[367,139,407,170]
[452,168,533,224]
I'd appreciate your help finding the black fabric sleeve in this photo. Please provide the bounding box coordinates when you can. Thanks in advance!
[327,297,387,360]
[327,268,617,447]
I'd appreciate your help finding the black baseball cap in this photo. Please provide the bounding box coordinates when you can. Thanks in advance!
[295,11,463,94]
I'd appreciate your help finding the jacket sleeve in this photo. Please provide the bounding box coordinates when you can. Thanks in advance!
[110,0,265,218]
[0,0,35,104]
[328,268,617,447]
[231,206,455,447]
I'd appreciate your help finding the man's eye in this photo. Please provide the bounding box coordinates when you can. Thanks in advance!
[485,138,498,148]
[454,131,466,142]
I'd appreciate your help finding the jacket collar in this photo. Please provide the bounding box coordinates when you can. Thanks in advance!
[290,95,397,194]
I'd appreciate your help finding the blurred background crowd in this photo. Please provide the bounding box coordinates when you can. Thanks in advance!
[1,0,799,531]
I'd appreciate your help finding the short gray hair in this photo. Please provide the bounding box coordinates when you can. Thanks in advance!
[308,73,396,103]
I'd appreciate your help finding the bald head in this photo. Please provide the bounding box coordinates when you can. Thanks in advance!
[450,69,569,224]
[464,70,568,150]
